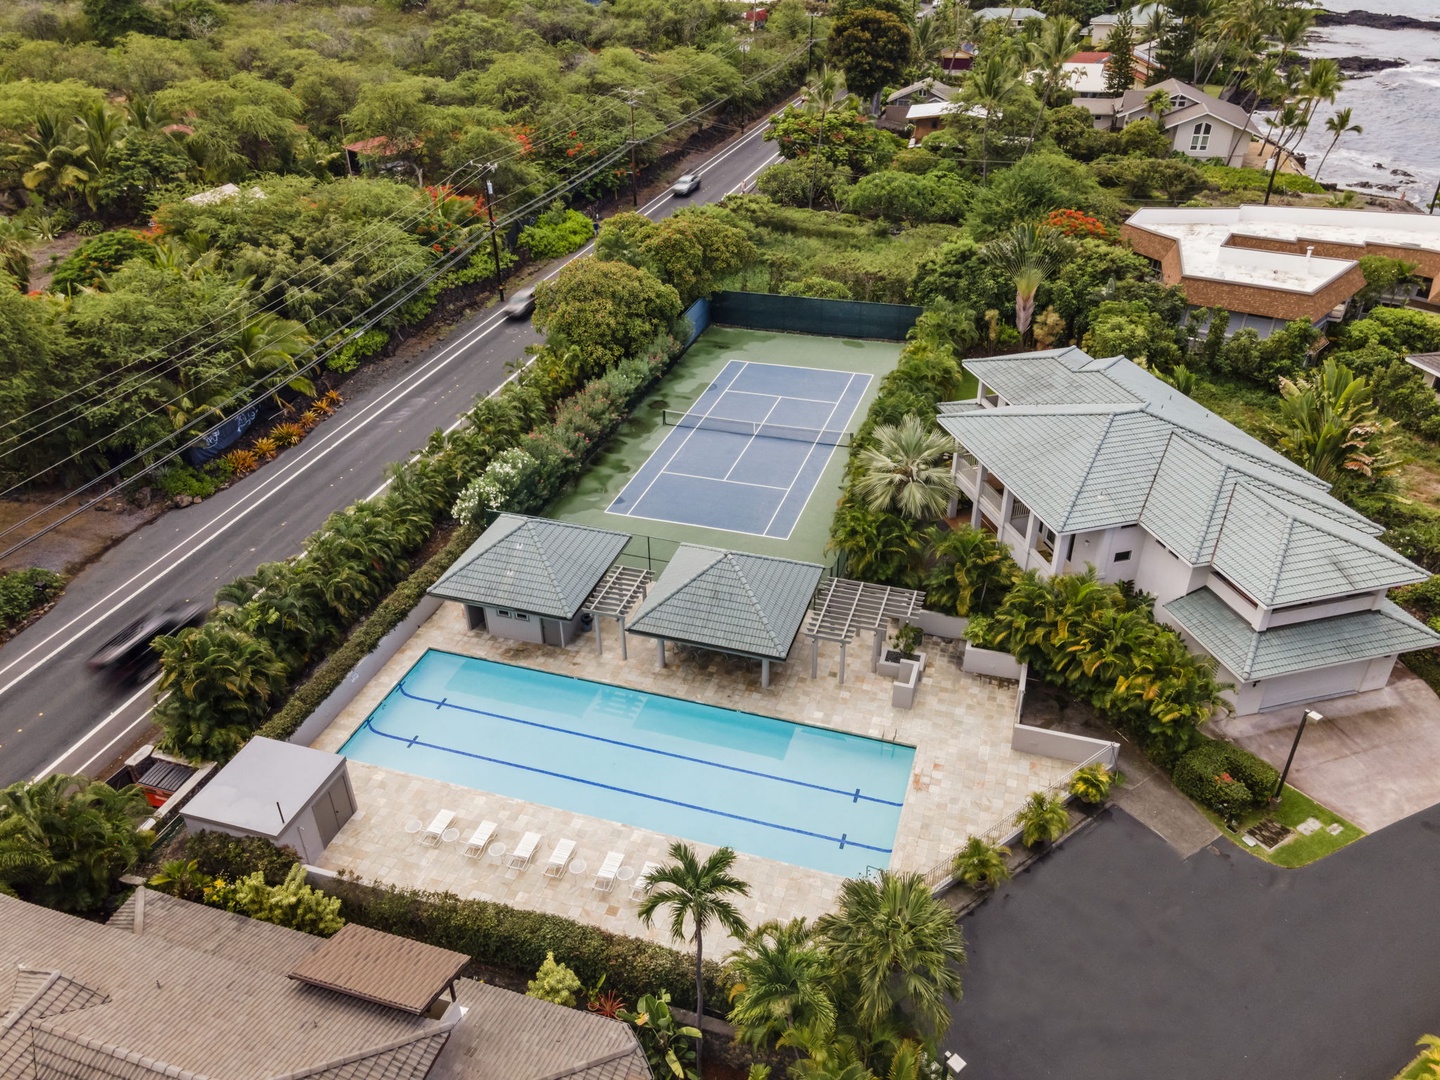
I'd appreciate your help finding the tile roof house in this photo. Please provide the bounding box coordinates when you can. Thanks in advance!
[880,79,956,133]
[1122,205,1440,339]
[429,514,631,647]
[626,545,823,687]
[0,888,649,1080]
[974,6,1044,27]
[937,347,1440,715]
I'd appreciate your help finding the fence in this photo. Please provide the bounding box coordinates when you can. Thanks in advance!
[709,291,922,341]
[922,744,1117,893]
[680,296,710,346]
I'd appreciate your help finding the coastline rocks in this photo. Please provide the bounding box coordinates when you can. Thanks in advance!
[1314,10,1440,32]
[1335,55,1407,74]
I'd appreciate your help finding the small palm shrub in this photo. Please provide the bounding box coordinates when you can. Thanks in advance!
[1017,791,1069,847]
[1069,763,1113,805]
[222,448,259,476]
[301,407,324,429]
[270,422,305,448]
[149,858,206,902]
[251,436,278,459]
[951,836,1012,889]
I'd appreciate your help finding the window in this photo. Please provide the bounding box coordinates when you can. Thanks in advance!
[1189,122,1212,152]
[1114,550,1132,562]
[513,611,530,621]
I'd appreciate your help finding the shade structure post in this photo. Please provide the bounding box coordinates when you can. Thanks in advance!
[619,617,629,660]
[657,638,666,667]
[762,658,771,689]
[872,626,885,672]
[811,638,819,679]
[838,641,847,685]
[594,616,603,656]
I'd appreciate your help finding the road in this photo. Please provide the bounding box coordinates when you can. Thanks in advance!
[0,114,785,786]
[944,807,1440,1080]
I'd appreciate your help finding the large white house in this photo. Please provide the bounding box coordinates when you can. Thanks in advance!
[938,347,1440,715]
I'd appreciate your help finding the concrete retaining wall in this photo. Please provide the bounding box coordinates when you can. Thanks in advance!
[1010,723,1120,768]
[962,644,1025,680]
[288,594,444,747]
[912,610,968,640]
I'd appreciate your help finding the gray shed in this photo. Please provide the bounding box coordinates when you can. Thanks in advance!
[429,514,631,647]
[181,737,356,863]
[626,545,824,687]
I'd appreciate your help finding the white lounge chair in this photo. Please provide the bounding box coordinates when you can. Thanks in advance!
[420,809,455,846]
[462,820,498,859]
[544,838,577,878]
[592,851,625,892]
[509,831,542,869]
[629,860,661,901]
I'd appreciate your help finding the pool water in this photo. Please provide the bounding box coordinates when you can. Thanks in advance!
[341,650,914,877]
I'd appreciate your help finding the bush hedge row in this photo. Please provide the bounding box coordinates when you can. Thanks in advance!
[1172,739,1279,820]
[0,567,64,634]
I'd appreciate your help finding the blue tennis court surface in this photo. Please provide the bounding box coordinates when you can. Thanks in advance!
[607,360,872,539]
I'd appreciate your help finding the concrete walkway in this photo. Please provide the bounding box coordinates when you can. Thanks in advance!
[945,805,1440,1080]
[1214,666,1440,833]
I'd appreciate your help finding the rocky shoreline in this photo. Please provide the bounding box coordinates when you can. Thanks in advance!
[1335,55,1406,74]
[1314,9,1440,33]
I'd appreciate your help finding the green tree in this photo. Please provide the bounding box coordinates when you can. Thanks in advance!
[816,871,966,1051]
[82,0,158,44]
[638,211,757,306]
[757,157,853,210]
[853,414,959,519]
[828,502,924,585]
[1016,791,1068,847]
[830,8,914,109]
[1101,14,1136,95]
[924,524,1016,616]
[982,223,1069,340]
[800,67,849,208]
[1024,15,1083,148]
[0,774,152,911]
[963,48,1021,179]
[532,257,682,379]
[636,842,751,1079]
[727,918,836,1049]
[1313,107,1362,186]
[950,836,1011,889]
[527,951,584,1007]
[1268,358,1397,483]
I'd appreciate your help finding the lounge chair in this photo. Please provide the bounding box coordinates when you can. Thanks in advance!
[462,820,498,859]
[509,831,542,869]
[592,851,624,892]
[543,838,576,878]
[629,860,661,901]
[420,809,455,846]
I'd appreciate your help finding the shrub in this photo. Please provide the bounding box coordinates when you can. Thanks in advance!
[222,448,259,476]
[1068,763,1113,805]
[1016,791,1069,847]
[75,218,105,236]
[270,422,305,448]
[180,830,300,886]
[49,230,152,292]
[518,203,595,261]
[1172,741,1273,819]
[0,567,64,632]
[159,464,218,499]
[327,328,389,374]
[756,157,852,210]
[951,836,1012,888]
[452,446,537,523]
[205,865,344,935]
[779,276,853,300]
[527,951,583,1007]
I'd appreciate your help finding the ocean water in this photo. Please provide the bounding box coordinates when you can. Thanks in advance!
[1289,2,1440,199]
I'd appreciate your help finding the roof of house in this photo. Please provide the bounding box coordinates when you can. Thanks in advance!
[1124,204,1440,296]
[429,515,630,620]
[0,890,649,1080]
[345,135,418,157]
[1089,3,1162,28]
[1068,50,1110,64]
[1407,352,1440,379]
[627,545,823,661]
[886,79,956,104]
[906,101,963,121]
[1115,79,1261,137]
[181,736,344,838]
[939,348,1428,608]
[1163,589,1438,680]
[975,5,1044,20]
[289,924,470,1015]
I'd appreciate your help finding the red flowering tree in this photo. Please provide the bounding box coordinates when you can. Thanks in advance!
[1044,208,1109,239]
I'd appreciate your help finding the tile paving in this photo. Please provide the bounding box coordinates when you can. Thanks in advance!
[311,602,1072,953]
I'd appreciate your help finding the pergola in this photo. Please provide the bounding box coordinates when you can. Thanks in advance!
[581,564,653,659]
[804,578,926,684]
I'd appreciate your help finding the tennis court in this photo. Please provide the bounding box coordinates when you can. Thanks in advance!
[607,360,872,539]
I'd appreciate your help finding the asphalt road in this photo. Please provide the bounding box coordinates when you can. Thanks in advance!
[0,114,786,786]
[945,806,1440,1080]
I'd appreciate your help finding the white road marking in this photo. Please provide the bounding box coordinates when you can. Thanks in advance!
[33,676,161,780]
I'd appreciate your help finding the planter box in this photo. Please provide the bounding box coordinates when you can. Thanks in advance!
[877,649,927,681]
[891,658,923,709]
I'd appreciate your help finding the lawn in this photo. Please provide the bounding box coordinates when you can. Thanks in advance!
[1203,785,1364,868]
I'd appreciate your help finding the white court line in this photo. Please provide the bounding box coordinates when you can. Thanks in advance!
[721,395,783,483]
[773,374,875,542]
[724,389,841,405]
[761,372,861,537]
[665,471,789,491]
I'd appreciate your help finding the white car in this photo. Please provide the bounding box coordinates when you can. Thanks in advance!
[671,173,701,196]
[502,287,535,319]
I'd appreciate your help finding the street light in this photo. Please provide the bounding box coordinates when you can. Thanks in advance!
[1272,708,1322,803]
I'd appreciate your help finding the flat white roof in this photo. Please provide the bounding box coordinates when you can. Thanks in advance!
[1126,205,1440,295]
[182,737,345,837]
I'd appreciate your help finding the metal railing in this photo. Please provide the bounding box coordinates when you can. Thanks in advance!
[922,745,1115,892]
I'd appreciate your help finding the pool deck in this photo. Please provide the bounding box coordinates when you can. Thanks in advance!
[310,602,1072,953]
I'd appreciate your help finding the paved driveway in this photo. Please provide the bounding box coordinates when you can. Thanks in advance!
[944,807,1440,1080]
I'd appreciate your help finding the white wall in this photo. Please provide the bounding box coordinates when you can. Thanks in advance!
[1133,532,1205,608]
[1066,524,1143,583]
[484,605,545,644]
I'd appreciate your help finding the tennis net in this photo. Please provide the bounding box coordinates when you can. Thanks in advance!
[661,410,854,447]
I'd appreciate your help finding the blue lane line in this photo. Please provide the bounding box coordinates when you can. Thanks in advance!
[392,682,904,808]
[360,716,893,856]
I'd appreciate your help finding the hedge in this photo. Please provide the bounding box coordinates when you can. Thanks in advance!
[325,874,729,1016]
[0,567,64,634]
[255,522,481,743]
[1172,739,1278,819]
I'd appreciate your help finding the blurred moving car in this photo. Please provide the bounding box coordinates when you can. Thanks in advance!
[502,287,536,319]
[671,173,701,196]
[88,604,206,683]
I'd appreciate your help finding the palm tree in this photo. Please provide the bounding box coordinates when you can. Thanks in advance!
[0,216,34,289]
[951,836,1011,889]
[637,842,751,1079]
[1267,358,1397,483]
[1023,15,1082,151]
[1144,87,1173,119]
[964,48,1021,178]
[924,524,1015,616]
[1016,791,1068,847]
[983,223,1069,340]
[727,918,836,1049]
[73,102,128,211]
[11,112,92,204]
[1313,106,1362,185]
[235,313,317,399]
[816,871,966,1049]
[827,502,924,585]
[801,67,847,210]
[852,414,959,520]
[911,16,943,70]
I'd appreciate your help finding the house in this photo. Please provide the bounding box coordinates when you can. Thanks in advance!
[1109,79,1265,164]
[1061,51,1121,99]
[905,100,962,142]
[1407,352,1440,390]
[1087,3,1164,40]
[1122,205,1440,337]
[0,888,650,1080]
[937,346,1440,715]
[938,46,977,74]
[428,514,632,646]
[880,79,956,133]
[974,6,1045,28]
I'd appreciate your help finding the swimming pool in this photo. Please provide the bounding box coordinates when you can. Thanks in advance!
[340,649,914,877]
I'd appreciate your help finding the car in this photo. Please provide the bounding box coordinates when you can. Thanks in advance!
[502,287,535,319]
[671,173,701,196]
[88,603,206,683]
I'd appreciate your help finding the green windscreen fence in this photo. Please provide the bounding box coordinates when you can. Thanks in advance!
[709,291,921,341]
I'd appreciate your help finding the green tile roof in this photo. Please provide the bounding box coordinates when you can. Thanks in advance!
[1163,588,1440,680]
[627,545,824,661]
[429,515,630,620]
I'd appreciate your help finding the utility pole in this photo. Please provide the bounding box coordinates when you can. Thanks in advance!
[482,165,505,302]
[618,89,644,208]
[807,12,816,74]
